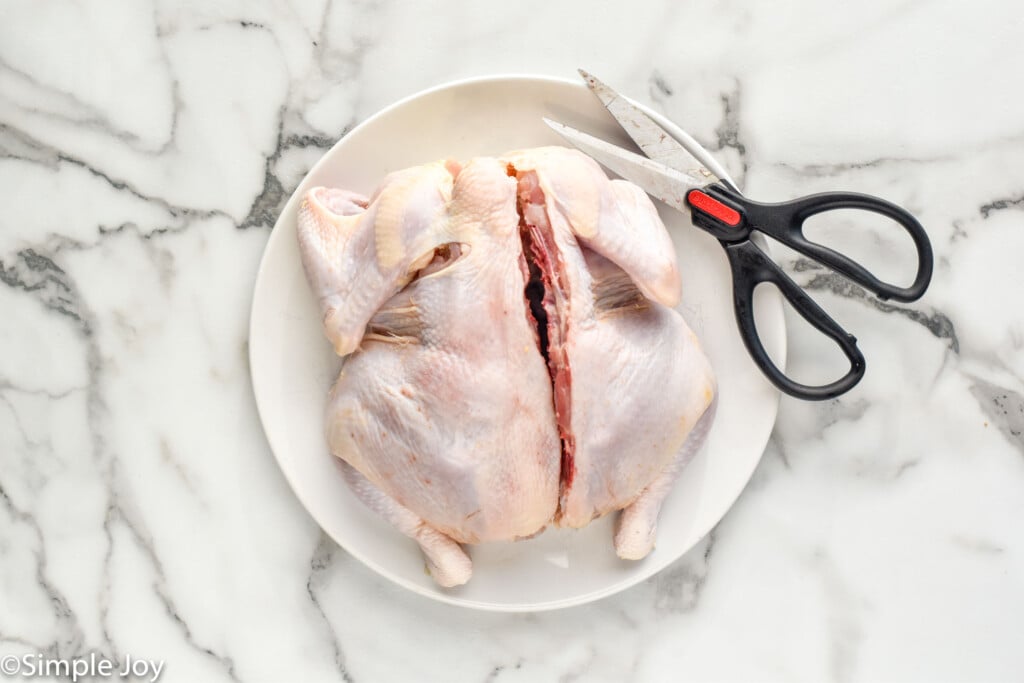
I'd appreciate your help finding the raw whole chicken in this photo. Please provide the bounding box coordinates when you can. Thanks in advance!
[297,147,716,587]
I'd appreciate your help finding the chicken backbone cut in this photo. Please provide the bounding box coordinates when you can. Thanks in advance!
[297,147,716,587]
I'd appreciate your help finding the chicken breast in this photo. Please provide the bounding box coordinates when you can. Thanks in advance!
[297,147,715,586]
[505,147,716,559]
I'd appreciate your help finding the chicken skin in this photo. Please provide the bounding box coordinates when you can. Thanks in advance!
[297,147,715,586]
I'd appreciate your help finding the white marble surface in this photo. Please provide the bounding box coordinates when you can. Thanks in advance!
[1,0,1022,681]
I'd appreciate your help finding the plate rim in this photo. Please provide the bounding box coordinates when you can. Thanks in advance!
[249,73,784,612]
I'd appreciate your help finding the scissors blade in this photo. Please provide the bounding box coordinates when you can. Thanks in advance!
[578,69,719,183]
[543,118,707,213]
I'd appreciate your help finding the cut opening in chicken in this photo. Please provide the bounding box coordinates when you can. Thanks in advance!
[513,167,577,505]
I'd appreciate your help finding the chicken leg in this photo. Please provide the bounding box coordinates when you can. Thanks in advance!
[614,394,718,560]
[340,462,472,587]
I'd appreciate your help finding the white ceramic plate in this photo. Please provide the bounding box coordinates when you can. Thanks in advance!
[249,75,785,612]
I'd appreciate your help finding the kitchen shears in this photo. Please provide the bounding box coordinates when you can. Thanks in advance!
[545,70,933,401]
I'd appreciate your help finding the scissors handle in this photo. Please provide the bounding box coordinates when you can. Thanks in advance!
[724,240,866,400]
[694,185,933,302]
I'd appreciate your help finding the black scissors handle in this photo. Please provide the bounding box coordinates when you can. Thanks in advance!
[691,184,934,302]
[724,240,865,400]
[685,184,933,401]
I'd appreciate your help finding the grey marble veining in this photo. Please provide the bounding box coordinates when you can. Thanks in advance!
[1,0,1022,681]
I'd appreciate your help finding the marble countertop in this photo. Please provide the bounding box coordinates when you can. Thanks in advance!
[2,1,1022,681]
